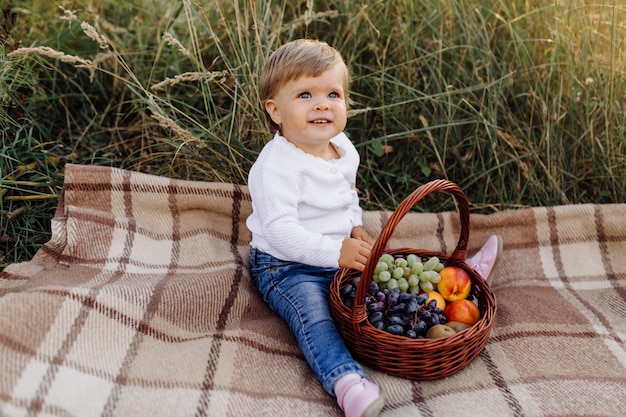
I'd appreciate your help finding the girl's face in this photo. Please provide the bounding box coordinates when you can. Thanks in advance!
[264,62,348,159]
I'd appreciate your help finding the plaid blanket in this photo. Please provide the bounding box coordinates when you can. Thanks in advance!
[1,164,625,417]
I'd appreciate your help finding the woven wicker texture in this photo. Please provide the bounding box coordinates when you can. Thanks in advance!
[330,179,497,380]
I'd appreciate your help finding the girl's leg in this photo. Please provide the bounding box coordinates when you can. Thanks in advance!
[249,249,384,417]
[250,249,363,393]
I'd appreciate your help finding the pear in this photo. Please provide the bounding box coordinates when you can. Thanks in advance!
[425,324,456,339]
[445,321,472,333]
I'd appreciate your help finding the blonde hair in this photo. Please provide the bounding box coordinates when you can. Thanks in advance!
[260,39,349,133]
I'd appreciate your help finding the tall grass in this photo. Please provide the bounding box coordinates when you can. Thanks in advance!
[1,0,625,267]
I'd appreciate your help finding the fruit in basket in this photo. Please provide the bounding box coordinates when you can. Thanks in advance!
[436,266,471,301]
[379,253,395,267]
[425,291,446,310]
[372,254,442,294]
[418,280,434,292]
[443,299,481,326]
[425,324,456,339]
[445,321,471,333]
[340,253,470,339]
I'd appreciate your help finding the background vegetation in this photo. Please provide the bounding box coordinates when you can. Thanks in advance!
[1,0,625,268]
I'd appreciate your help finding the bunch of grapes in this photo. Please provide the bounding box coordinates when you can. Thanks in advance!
[339,254,448,339]
[340,280,448,338]
[373,253,444,293]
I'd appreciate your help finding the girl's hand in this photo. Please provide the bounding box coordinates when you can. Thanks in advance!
[339,238,372,271]
[350,226,375,245]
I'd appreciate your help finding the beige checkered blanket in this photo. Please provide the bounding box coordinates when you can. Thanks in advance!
[1,164,625,417]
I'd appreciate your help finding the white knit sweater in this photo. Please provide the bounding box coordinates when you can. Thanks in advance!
[246,132,364,268]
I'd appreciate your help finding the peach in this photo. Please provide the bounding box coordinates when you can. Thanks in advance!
[425,291,446,310]
[443,299,481,326]
[436,266,471,301]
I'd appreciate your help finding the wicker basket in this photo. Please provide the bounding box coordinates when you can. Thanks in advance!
[329,179,497,380]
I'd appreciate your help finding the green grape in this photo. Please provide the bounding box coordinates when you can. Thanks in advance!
[419,271,431,282]
[372,273,380,283]
[411,262,424,275]
[398,277,409,292]
[408,274,419,288]
[387,278,399,290]
[395,257,408,268]
[428,271,442,284]
[374,261,389,274]
[406,254,419,267]
[409,285,421,294]
[403,267,412,278]
[392,267,405,279]
[378,282,388,291]
[419,280,434,292]
[379,253,394,266]
[378,270,391,283]
[435,262,445,272]
[423,256,440,271]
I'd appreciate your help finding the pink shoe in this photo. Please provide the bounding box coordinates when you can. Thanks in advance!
[466,235,503,281]
[335,374,385,417]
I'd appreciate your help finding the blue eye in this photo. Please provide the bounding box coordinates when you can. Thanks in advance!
[329,92,339,98]
[299,92,311,99]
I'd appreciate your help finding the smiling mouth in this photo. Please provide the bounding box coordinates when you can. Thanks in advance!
[311,119,331,124]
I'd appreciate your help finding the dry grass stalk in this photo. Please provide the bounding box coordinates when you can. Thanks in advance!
[150,111,205,149]
[162,33,191,58]
[347,107,372,118]
[7,47,92,66]
[304,0,315,25]
[80,21,109,49]
[85,52,117,82]
[57,5,77,23]
[150,70,229,91]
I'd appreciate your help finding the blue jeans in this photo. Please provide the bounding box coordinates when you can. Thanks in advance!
[249,247,366,396]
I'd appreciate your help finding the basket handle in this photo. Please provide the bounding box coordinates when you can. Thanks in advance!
[351,179,470,328]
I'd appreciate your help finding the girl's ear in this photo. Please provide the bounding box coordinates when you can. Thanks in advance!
[265,99,282,126]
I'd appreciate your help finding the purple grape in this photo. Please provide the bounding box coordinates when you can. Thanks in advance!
[406,329,417,338]
[388,316,405,326]
[399,293,414,303]
[385,324,404,335]
[369,281,379,293]
[387,310,404,320]
[420,310,432,323]
[369,311,384,325]
[391,302,407,312]
[342,284,353,296]
[415,292,428,305]
[387,288,400,306]
[413,320,427,335]
[368,301,385,312]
